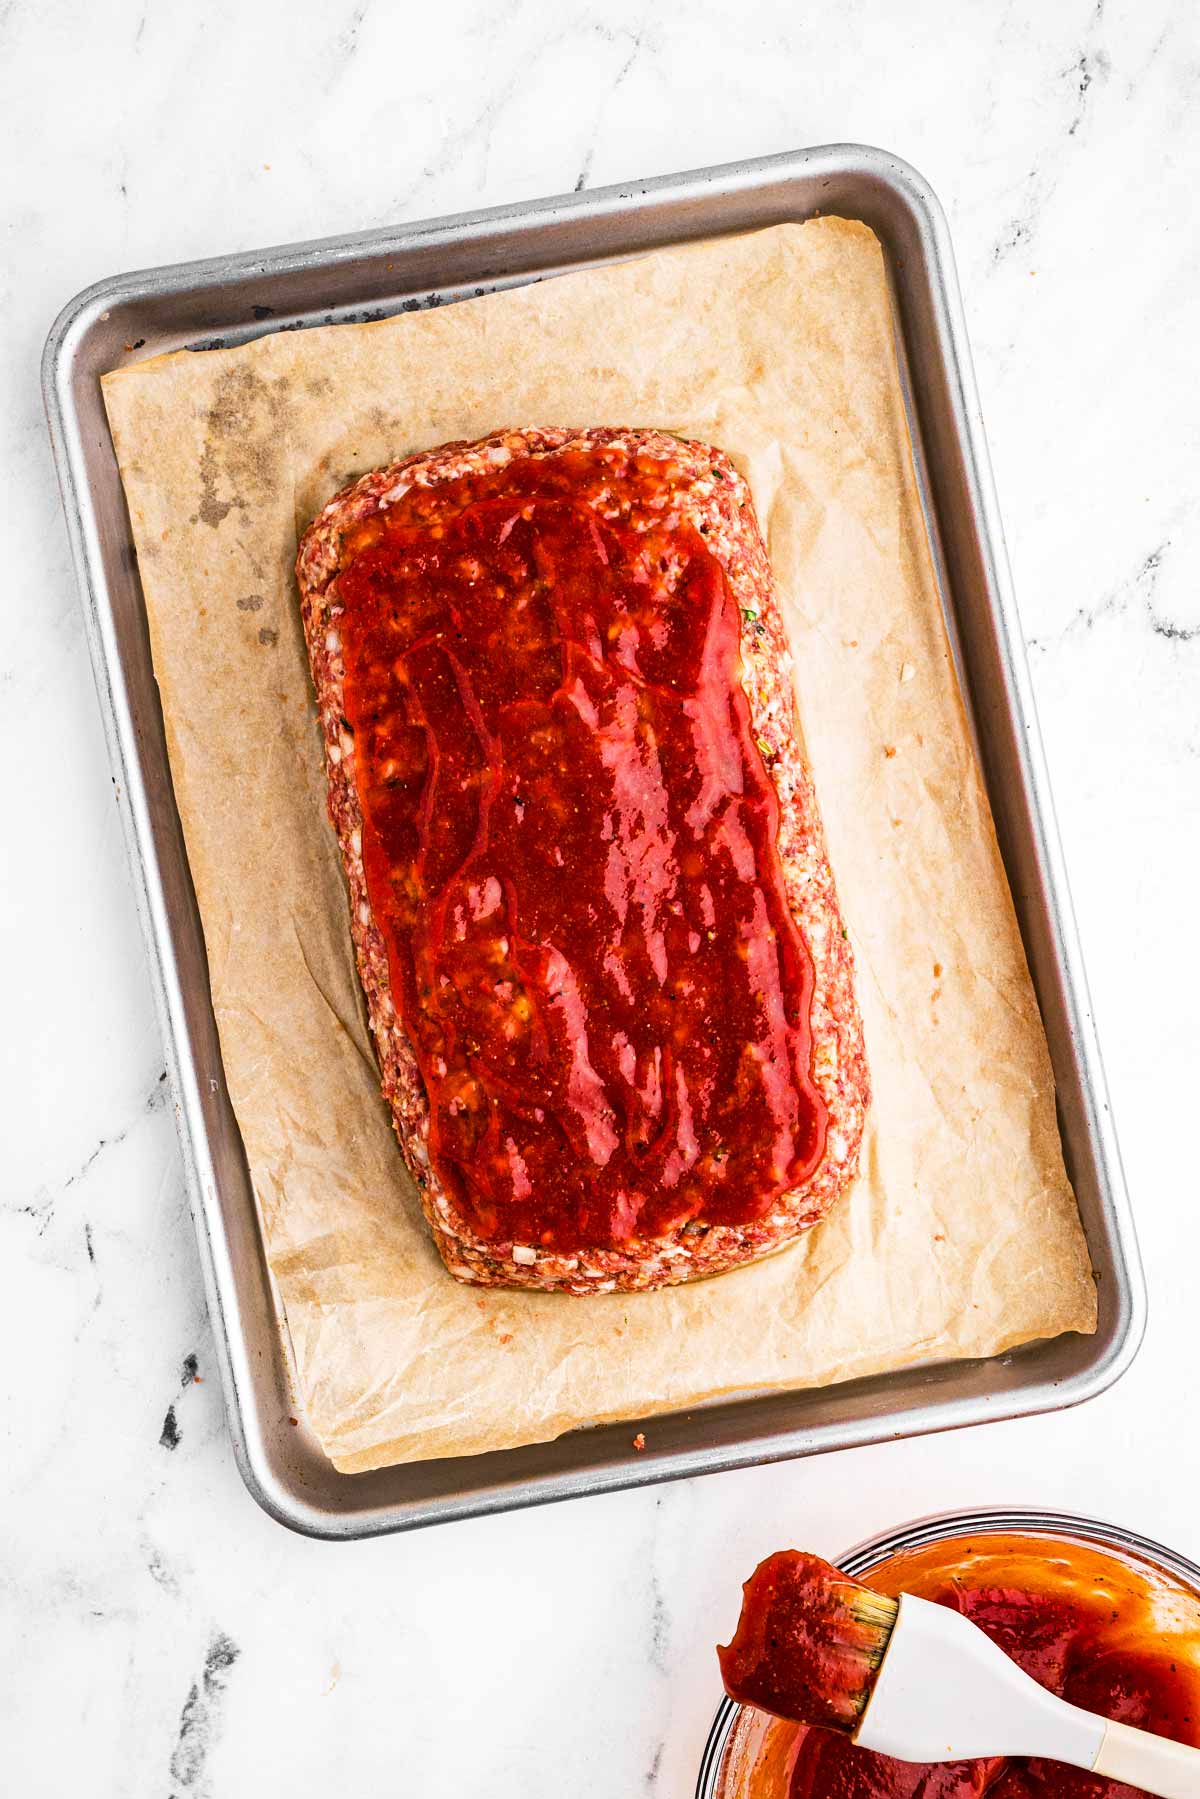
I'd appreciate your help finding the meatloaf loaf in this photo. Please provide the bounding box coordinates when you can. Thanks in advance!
[296,427,868,1293]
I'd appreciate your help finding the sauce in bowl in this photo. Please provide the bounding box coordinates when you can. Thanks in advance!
[711,1530,1200,1799]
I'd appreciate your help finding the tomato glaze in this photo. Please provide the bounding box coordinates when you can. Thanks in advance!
[719,1552,895,1733]
[335,446,825,1252]
[718,1534,1200,1799]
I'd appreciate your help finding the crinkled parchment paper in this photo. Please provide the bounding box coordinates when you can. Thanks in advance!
[102,219,1096,1473]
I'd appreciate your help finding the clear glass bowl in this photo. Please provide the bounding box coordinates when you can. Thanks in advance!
[695,1508,1200,1799]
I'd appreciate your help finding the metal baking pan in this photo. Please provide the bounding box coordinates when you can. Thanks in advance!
[43,144,1145,1538]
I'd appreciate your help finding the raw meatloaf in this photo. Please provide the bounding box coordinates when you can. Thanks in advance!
[296,427,868,1293]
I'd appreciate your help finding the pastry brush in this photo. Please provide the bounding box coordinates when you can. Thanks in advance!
[718,1550,1200,1799]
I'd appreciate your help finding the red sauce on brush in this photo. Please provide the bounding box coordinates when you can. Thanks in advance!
[719,1552,894,1733]
[715,1533,1200,1799]
[336,450,825,1252]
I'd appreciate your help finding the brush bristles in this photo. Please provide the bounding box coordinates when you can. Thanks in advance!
[844,1586,900,1695]
[848,1586,899,1658]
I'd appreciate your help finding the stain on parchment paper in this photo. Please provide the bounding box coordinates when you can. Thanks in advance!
[191,364,295,530]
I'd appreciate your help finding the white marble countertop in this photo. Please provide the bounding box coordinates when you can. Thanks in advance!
[4,1,1198,1792]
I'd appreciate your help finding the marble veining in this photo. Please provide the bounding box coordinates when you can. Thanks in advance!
[168,1633,242,1795]
[1028,540,1199,654]
[3,1,1199,1794]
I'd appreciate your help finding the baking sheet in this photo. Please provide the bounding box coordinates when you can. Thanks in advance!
[101,217,1097,1474]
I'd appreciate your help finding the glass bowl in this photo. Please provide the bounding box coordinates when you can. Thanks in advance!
[695,1508,1200,1799]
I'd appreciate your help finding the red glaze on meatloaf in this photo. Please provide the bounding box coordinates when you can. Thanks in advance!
[296,428,868,1293]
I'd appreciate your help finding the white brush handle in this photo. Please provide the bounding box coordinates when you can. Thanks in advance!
[1093,1719,1200,1799]
[856,1596,1200,1799]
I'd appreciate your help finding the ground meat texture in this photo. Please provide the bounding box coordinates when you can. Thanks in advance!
[296,427,869,1293]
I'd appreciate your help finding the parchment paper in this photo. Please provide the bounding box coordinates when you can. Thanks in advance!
[102,219,1097,1473]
